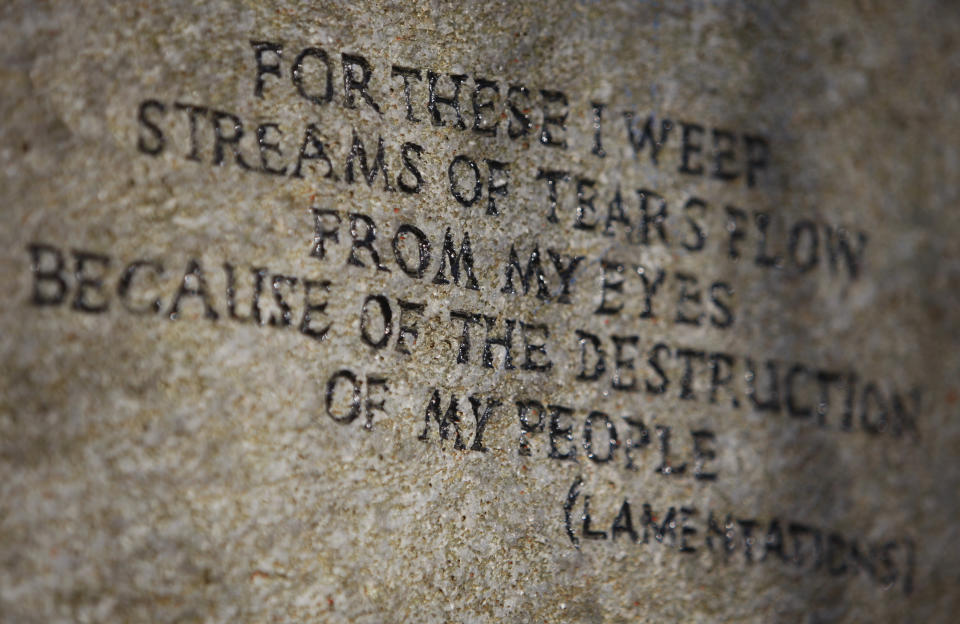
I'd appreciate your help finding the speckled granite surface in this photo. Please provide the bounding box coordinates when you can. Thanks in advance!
[2,2,959,622]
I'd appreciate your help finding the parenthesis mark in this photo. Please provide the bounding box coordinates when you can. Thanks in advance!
[563,476,583,548]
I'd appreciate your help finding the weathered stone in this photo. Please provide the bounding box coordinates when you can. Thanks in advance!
[1,1,959,622]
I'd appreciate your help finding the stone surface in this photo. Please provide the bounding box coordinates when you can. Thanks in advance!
[2,1,960,622]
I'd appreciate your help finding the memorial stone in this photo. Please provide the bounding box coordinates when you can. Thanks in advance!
[1,1,959,622]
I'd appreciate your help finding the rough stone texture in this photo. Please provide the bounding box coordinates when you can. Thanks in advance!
[1,1,959,622]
